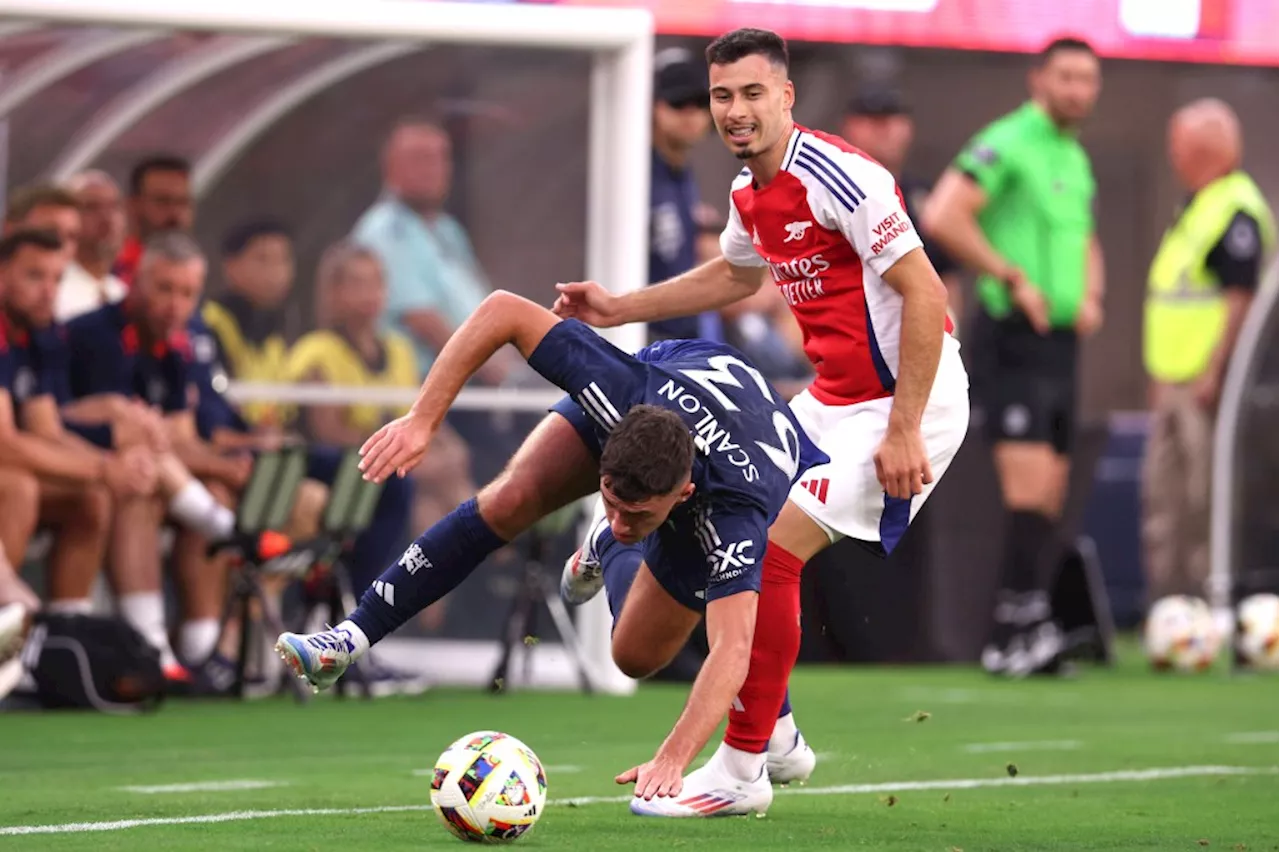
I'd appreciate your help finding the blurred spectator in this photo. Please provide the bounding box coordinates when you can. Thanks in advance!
[287,240,474,535]
[2,185,80,265]
[353,118,513,382]
[114,155,194,286]
[59,170,128,322]
[201,219,296,429]
[925,37,1104,678]
[842,87,963,323]
[647,48,722,344]
[1141,98,1275,604]
[0,229,163,667]
[286,239,472,644]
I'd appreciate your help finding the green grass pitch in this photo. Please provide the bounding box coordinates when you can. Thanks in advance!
[0,645,1275,851]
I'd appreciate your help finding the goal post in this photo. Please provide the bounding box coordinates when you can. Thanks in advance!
[0,0,653,695]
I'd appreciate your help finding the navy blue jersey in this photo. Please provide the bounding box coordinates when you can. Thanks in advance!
[5,324,73,407]
[66,302,193,414]
[534,319,826,602]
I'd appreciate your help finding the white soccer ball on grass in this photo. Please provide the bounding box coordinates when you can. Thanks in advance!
[430,730,547,843]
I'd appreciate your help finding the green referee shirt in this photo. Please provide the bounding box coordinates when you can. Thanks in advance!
[954,101,1096,327]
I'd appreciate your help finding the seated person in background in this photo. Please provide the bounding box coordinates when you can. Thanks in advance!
[64,232,305,680]
[286,240,475,634]
[59,171,130,322]
[0,229,183,675]
[201,219,295,431]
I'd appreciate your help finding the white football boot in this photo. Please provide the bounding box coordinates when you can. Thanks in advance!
[275,626,359,693]
[767,728,816,785]
[560,501,610,606]
[629,743,773,817]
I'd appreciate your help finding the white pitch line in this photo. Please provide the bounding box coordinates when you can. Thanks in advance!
[1224,731,1279,744]
[962,740,1083,754]
[3,765,1273,836]
[118,780,286,794]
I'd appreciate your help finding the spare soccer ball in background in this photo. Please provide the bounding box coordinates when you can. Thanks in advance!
[1144,595,1220,672]
[1235,593,1280,671]
[430,730,547,843]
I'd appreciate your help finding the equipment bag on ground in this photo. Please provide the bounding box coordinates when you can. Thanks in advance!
[22,613,165,713]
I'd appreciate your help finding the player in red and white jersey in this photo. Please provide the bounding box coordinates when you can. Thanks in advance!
[555,27,968,817]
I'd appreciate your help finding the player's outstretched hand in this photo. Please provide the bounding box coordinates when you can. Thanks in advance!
[616,754,685,801]
[552,281,623,328]
[359,412,435,483]
[874,421,934,501]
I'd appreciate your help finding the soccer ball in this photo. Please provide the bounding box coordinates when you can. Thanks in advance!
[429,731,547,844]
[1144,595,1220,672]
[1235,593,1279,671]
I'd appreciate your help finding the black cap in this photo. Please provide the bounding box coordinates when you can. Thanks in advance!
[846,86,910,118]
[655,49,709,107]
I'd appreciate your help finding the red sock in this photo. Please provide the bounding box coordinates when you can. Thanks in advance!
[724,543,805,754]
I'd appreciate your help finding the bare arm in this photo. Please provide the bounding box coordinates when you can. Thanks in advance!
[881,248,948,429]
[1086,233,1105,303]
[399,308,456,356]
[359,291,560,483]
[59,393,129,426]
[166,409,247,485]
[922,169,1012,281]
[1210,289,1254,384]
[556,258,768,328]
[0,391,105,484]
[407,291,558,430]
[651,592,756,773]
[621,258,766,323]
[305,402,371,448]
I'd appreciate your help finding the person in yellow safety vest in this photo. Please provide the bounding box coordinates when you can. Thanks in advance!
[1141,98,1275,605]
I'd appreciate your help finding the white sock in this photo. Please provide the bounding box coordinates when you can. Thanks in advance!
[169,481,236,541]
[714,741,768,783]
[180,618,221,664]
[335,620,370,659]
[45,598,94,616]
[769,711,800,753]
[118,592,179,669]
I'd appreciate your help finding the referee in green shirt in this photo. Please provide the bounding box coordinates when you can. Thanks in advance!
[925,37,1105,677]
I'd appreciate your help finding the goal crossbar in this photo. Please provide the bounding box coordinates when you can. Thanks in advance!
[0,0,652,50]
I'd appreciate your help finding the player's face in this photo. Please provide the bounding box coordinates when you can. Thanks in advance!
[709,55,794,161]
[76,179,125,259]
[1033,49,1101,127]
[225,234,294,309]
[330,255,386,327]
[599,477,694,544]
[841,114,914,175]
[20,205,80,262]
[385,126,452,210]
[1,245,63,329]
[132,170,194,238]
[137,257,204,338]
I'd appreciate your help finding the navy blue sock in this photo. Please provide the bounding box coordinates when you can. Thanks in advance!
[348,498,506,645]
[778,691,792,718]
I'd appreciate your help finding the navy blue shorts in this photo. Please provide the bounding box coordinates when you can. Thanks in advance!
[551,395,603,458]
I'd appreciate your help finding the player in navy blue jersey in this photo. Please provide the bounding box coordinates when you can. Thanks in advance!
[277,289,826,801]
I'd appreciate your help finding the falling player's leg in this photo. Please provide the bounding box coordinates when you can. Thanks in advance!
[277,413,600,691]
[563,497,815,783]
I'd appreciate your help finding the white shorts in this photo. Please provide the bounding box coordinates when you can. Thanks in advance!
[786,386,970,552]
